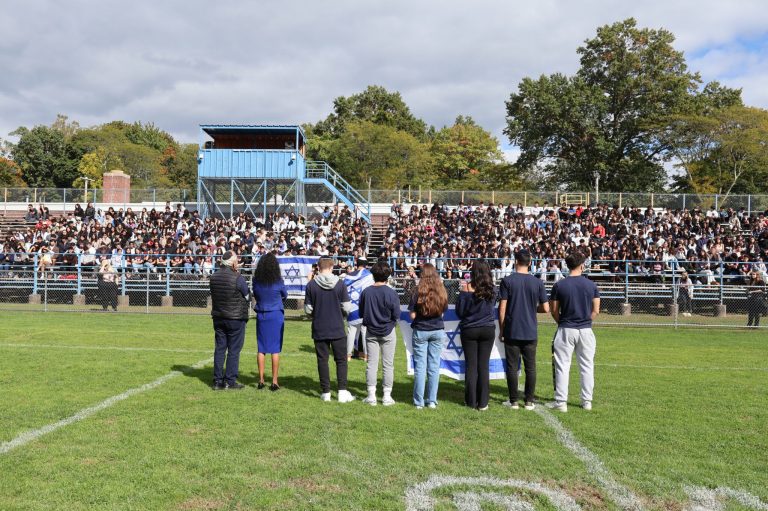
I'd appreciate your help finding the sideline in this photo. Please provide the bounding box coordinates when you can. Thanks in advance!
[0,357,211,455]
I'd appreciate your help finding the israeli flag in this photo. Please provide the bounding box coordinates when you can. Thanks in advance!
[398,305,507,381]
[277,256,319,297]
[343,268,375,325]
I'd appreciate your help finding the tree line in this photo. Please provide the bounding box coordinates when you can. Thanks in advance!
[2,18,767,199]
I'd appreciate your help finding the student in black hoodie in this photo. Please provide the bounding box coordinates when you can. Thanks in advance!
[305,257,354,402]
[456,260,497,410]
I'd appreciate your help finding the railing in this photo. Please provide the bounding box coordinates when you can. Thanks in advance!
[304,161,372,220]
[0,254,764,328]
[3,187,768,213]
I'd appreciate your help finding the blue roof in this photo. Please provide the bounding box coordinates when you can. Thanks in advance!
[200,124,306,140]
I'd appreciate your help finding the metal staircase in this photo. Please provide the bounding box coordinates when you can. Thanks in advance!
[366,213,390,261]
[303,161,371,223]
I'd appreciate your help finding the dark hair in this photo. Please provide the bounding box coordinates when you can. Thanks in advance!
[565,251,587,270]
[470,260,494,302]
[253,252,281,285]
[371,261,391,283]
[515,250,531,267]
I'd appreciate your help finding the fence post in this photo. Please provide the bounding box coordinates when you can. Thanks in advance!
[748,195,751,216]
[619,193,622,209]
[44,272,48,312]
[682,194,686,210]
[461,190,465,203]
[491,190,495,204]
[428,189,432,204]
[650,193,654,209]
[524,191,527,208]
[63,188,67,215]
[3,187,6,217]
[153,189,157,209]
[146,266,150,314]
[32,253,38,295]
[76,253,82,296]
[714,194,718,210]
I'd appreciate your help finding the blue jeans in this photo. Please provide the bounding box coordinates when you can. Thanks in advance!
[412,329,444,406]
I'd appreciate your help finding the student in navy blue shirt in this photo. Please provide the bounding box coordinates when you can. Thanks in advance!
[498,251,549,410]
[305,257,354,403]
[251,252,287,391]
[359,261,400,406]
[408,263,448,409]
[456,260,496,411]
[548,251,600,412]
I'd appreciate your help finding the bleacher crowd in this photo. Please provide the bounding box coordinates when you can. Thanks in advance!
[0,202,368,275]
[378,201,768,284]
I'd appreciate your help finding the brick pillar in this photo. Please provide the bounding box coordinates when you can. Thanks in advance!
[103,170,131,204]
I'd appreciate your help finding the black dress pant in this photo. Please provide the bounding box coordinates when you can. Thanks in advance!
[504,340,537,403]
[99,281,118,310]
[212,318,247,384]
[747,296,763,326]
[314,337,348,393]
[461,326,495,408]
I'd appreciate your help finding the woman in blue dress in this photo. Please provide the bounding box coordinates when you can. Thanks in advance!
[252,253,287,390]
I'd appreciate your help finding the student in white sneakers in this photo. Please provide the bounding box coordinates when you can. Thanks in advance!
[548,251,600,412]
[305,257,355,403]
[358,261,400,406]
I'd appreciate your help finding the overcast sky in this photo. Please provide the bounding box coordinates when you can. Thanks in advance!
[2,0,768,159]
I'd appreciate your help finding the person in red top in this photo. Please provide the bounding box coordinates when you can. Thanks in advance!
[592,224,606,238]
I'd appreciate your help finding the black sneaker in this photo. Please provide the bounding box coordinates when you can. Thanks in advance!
[270,384,280,392]
[257,382,266,390]
[212,381,225,391]
[225,382,245,390]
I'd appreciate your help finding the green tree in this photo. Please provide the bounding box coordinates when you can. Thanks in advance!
[666,106,768,200]
[430,116,504,188]
[309,85,428,140]
[328,121,433,189]
[166,143,199,190]
[504,18,741,192]
[10,125,78,187]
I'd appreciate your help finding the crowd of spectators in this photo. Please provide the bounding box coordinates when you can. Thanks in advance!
[378,201,768,285]
[0,202,368,277]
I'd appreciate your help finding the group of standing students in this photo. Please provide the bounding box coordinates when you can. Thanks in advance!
[210,250,600,413]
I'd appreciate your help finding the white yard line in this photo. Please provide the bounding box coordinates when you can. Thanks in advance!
[0,357,211,455]
[534,405,645,511]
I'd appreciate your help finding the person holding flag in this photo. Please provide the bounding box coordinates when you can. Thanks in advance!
[344,257,373,360]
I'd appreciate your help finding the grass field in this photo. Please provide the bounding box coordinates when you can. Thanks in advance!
[1,312,767,510]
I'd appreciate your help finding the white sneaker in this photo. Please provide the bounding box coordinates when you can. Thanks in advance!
[546,401,567,412]
[362,396,377,406]
[338,390,355,403]
[320,392,331,402]
[382,396,396,406]
[427,403,437,409]
[524,402,536,411]
[582,401,592,411]
[502,400,520,410]
[415,405,423,410]
[478,405,488,411]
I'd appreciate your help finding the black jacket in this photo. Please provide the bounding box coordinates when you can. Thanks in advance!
[209,266,250,321]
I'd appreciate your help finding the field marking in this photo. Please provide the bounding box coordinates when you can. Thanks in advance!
[405,475,582,511]
[534,405,645,511]
[685,486,768,511]
[0,357,211,456]
[0,343,304,357]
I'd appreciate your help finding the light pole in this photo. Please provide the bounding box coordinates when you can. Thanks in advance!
[82,177,93,204]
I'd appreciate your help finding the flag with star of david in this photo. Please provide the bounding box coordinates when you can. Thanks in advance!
[397,305,507,381]
[343,268,374,325]
[277,256,320,297]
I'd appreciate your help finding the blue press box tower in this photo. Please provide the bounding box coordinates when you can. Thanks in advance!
[196,125,370,222]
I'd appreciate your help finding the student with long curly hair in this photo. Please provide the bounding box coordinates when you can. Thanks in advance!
[456,260,496,410]
[252,252,287,390]
[408,263,448,409]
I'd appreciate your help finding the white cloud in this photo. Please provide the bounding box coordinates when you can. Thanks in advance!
[0,0,767,147]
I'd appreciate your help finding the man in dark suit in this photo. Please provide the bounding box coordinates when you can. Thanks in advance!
[209,251,250,390]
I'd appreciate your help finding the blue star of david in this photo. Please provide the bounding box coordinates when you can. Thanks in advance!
[445,328,463,357]
[284,265,302,283]
[349,287,361,306]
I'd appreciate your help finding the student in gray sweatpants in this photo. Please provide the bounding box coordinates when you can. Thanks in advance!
[548,251,600,412]
[358,261,401,406]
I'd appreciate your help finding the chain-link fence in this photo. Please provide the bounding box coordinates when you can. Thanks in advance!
[1,254,765,329]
